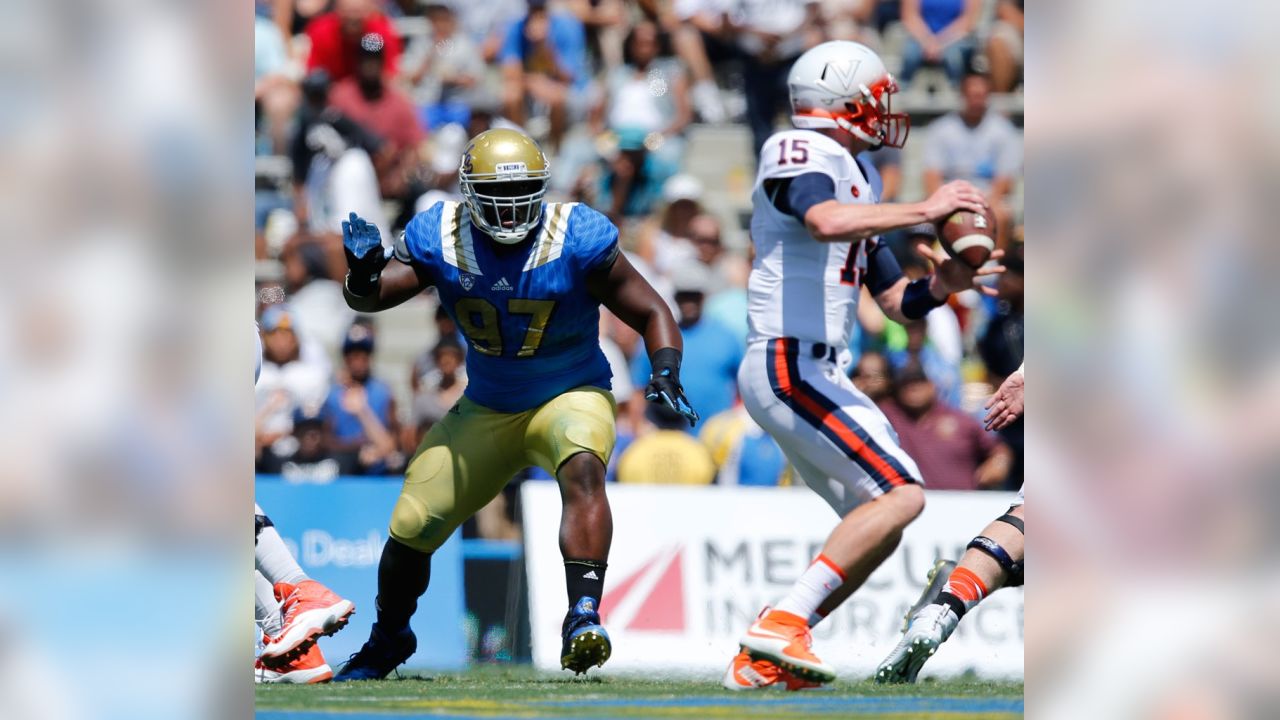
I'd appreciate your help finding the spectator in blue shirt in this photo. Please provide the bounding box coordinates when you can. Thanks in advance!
[323,322,402,475]
[629,262,743,434]
[499,0,586,151]
[899,0,981,87]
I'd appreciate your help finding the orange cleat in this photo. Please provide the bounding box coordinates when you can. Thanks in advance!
[738,608,836,683]
[722,648,825,691]
[254,642,333,684]
[259,580,354,666]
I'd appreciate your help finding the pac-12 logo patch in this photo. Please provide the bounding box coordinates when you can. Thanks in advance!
[459,273,475,291]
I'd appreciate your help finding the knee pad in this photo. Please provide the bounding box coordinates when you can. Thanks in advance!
[993,509,1024,532]
[968,536,1024,587]
[996,513,1024,535]
[389,494,451,554]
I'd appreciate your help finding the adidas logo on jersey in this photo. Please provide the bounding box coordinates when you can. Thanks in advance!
[583,570,599,580]
[491,277,513,292]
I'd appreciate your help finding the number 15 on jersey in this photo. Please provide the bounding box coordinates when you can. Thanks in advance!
[777,138,810,166]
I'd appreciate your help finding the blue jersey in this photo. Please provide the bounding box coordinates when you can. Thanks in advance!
[398,201,619,412]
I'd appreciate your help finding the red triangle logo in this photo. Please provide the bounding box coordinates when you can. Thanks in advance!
[628,549,684,631]
[600,553,660,622]
[600,547,685,632]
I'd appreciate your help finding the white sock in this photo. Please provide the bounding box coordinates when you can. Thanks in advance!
[255,505,307,586]
[773,555,846,621]
[255,571,284,638]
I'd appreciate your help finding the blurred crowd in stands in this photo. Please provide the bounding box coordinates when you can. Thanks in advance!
[255,0,1024,533]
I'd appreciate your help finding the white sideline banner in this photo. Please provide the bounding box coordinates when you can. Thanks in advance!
[522,484,1023,679]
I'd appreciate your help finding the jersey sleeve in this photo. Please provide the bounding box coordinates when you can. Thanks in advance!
[568,204,621,274]
[758,131,847,184]
[773,172,836,221]
[864,238,905,295]
[397,202,444,278]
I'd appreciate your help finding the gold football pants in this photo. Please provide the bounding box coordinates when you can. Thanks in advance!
[389,386,616,553]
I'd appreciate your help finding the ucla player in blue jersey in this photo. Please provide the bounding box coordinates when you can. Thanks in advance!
[333,128,698,680]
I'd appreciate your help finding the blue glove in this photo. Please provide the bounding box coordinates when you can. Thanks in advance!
[342,212,390,296]
[644,347,700,427]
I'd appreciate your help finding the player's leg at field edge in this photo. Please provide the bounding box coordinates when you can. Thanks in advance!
[814,485,927,618]
[373,537,433,631]
[874,503,1024,683]
[557,452,612,603]
[256,504,307,586]
[256,570,284,638]
[948,504,1024,596]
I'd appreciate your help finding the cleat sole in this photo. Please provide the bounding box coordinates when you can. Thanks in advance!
[877,636,940,684]
[560,630,611,675]
[743,649,834,685]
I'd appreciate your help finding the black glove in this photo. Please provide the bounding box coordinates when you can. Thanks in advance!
[342,212,391,296]
[643,347,700,427]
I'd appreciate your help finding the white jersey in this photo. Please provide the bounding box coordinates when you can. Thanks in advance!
[747,129,877,349]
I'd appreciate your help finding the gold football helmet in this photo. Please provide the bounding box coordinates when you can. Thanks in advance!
[458,128,550,244]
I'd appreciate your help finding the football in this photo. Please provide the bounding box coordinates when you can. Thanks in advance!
[937,206,997,268]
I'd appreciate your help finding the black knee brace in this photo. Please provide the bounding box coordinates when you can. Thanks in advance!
[255,513,273,545]
[996,513,1024,535]
[967,536,1024,587]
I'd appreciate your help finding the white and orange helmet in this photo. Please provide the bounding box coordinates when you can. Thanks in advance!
[788,41,909,149]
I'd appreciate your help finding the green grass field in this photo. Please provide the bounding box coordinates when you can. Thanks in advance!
[255,666,1023,719]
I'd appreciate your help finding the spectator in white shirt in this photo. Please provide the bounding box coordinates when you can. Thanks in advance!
[729,0,823,153]
[255,305,332,469]
[280,240,354,357]
[921,70,1021,248]
[667,0,732,122]
[405,1,486,128]
[590,20,693,222]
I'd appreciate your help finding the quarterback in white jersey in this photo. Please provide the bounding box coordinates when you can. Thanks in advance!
[724,41,1007,690]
